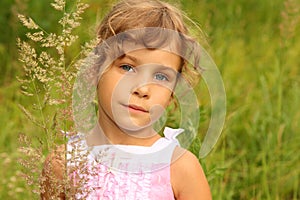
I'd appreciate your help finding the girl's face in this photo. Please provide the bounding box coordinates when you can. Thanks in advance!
[97,48,181,133]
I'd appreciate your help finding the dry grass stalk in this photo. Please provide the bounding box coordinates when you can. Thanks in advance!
[279,0,300,47]
[16,0,95,198]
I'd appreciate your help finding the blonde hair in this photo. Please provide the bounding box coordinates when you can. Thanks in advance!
[97,0,188,41]
[96,0,201,85]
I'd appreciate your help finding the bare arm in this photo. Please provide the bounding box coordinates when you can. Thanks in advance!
[171,148,212,200]
[40,145,66,200]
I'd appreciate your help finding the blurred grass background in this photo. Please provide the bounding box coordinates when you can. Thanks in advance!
[0,0,299,199]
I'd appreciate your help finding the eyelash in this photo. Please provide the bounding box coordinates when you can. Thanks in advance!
[154,73,169,81]
[119,64,169,81]
[120,64,135,72]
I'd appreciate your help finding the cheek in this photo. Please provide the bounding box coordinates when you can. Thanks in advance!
[98,73,130,108]
[97,75,116,107]
[152,87,173,106]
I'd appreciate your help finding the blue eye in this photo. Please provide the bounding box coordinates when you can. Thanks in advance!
[120,64,134,72]
[155,73,169,81]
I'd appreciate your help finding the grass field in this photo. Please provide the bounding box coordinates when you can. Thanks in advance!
[0,0,299,199]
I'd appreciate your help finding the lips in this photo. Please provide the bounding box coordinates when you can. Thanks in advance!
[127,104,148,113]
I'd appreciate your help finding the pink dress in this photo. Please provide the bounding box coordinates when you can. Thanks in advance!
[67,127,184,200]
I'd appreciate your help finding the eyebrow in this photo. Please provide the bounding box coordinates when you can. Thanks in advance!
[122,53,138,63]
[122,53,174,69]
[120,53,179,73]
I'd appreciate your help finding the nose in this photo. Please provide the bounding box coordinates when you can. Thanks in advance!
[133,84,150,99]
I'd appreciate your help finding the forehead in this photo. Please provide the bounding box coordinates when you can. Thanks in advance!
[122,49,182,71]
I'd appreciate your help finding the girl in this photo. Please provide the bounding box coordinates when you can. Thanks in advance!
[42,0,212,199]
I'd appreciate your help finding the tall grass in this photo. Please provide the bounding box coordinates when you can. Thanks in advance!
[0,0,299,199]
[194,0,300,199]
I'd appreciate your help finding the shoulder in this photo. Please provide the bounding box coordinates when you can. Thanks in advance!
[43,144,65,176]
[171,147,212,200]
[41,144,66,199]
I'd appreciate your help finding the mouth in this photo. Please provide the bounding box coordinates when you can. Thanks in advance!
[126,104,148,113]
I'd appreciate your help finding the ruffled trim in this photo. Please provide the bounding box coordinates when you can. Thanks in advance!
[163,127,184,146]
[67,127,184,200]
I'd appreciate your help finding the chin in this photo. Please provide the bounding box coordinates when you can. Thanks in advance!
[116,118,153,133]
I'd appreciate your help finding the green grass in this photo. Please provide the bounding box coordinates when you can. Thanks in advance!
[0,0,299,199]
